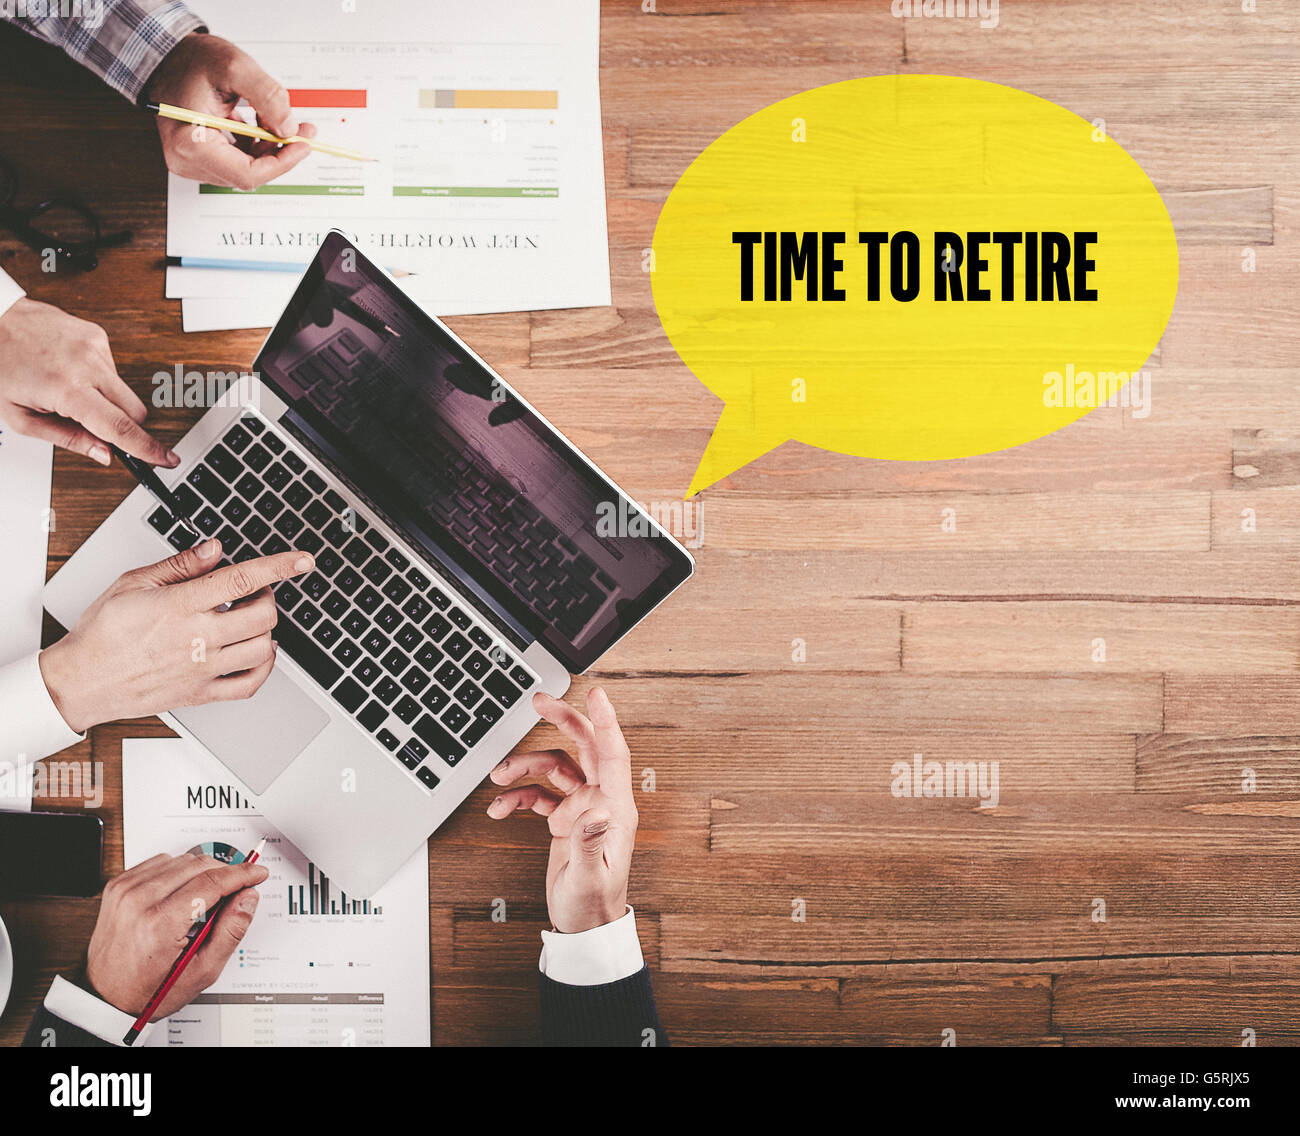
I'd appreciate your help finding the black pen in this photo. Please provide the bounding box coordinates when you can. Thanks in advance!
[109,444,199,536]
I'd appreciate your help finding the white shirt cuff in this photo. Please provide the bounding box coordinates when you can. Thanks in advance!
[43,975,161,1047]
[0,652,86,767]
[0,267,25,318]
[538,905,644,987]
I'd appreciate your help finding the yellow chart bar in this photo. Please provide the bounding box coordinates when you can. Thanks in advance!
[418,88,558,109]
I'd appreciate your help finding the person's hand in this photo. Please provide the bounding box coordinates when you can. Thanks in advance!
[39,539,314,733]
[487,687,638,933]
[143,32,318,191]
[86,852,269,1019]
[0,298,177,467]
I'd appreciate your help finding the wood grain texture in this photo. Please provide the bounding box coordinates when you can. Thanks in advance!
[2,0,1298,1047]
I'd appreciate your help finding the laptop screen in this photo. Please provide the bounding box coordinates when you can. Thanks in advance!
[254,233,692,673]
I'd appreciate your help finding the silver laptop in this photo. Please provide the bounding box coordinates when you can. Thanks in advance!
[45,232,694,896]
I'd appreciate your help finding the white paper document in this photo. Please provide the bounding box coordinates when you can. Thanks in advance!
[170,0,609,329]
[123,738,430,1046]
[0,427,54,812]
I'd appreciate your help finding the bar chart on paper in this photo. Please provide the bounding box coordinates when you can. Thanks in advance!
[122,738,430,1046]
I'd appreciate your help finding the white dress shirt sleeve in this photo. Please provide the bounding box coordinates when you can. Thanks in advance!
[538,905,645,986]
[0,267,25,318]
[0,652,86,766]
[42,975,161,1047]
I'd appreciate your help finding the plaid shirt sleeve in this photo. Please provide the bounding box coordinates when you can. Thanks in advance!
[3,1,207,104]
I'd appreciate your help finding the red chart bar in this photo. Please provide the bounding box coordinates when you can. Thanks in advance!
[288,88,368,108]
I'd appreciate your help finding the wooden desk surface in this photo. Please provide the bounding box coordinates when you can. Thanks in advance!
[3,1,1300,1046]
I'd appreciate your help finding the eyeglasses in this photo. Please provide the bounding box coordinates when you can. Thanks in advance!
[0,155,132,272]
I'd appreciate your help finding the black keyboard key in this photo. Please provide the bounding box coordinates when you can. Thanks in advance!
[323,518,352,546]
[275,511,304,539]
[222,497,251,525]
[224,424,252,453]
[314,621,341,648]
[304,469,326,493]
[468,628,492,650]
[454,679,483,709]
[168,525,197,551]
[354,657,382,686]
[303,499,331,528]
[385,548,410,571]
[442,704,471,733]
[401,667,430,695]
[463,651,491,680]
[174,484,203,517]
[475,700,503,727]
[276,581,302,611]
[241,414,265,436]
[407,568,431,591]
[443,632,470,661]
[186,464,230,506]
[332,637,361,666]
[324,489,347,513]
[273,617,342,689]
[365,529,388,552]
[356,586,383,614]
[262,535,288,555]
[264,462,291,491]
[383,576,411,603]
[434,661,462,690]
[297,530,324,555]
[488,646,514,670]
[376,728,400,752]
[362,629,389,656]
[255,492,284,520]
[462,716,493,747]
[414,643,441,670]
[412,715,466,765]
[395,742,422,770]
[374,677,400,705]
[342,611,368,638]
[395,624,421,653]
[317,548,344,576]
[423,614,451,641]
[363,558,393,586]
[207,444,242,482]
[322,591,349,619]
[420,686,450,714]
[448,606,472,630]
[217,524,242,553]
[233,545,259,563]
[402,594,432,623]
[332,676,366,713]
[235,472,263,500]
[335,566,363,595]
[263,432,286,455]
[293,602,322,630]
[382,647,410,675]
[302,573,330,600]
[284,451,306,474]
[484,670,522,708]
[148,506,174,534]
[404,737,430,763]
[429,587,451,610]
[243,515,271,544]
[284,480,311,510]
[376,604,402,632]
[343,537,371,566]
[394,695,421,724]
[509,666,535,689]
[416,766,440,790]
[244,442,271,472]
[358,700,387,731]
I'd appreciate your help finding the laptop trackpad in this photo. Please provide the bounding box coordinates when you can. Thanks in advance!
[174,668,330,795]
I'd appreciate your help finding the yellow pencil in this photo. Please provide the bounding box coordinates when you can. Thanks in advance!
[147,101,377,163]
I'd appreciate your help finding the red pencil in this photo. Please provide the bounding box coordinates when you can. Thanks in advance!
[122,838,266,1045]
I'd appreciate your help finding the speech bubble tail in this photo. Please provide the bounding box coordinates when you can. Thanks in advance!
[686,402,786,498]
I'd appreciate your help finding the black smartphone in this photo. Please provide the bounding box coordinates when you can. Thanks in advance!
[0,811,104,897]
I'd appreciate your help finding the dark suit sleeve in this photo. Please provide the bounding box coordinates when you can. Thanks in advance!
[22,1004,117,1048]
[540,966,669,1047]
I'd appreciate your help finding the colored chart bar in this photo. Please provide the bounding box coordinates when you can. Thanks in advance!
[417,88,558,109]
[199,185,365,196]
[288,88,368,108]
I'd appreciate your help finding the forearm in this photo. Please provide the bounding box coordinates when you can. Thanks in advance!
[1,0,206,102]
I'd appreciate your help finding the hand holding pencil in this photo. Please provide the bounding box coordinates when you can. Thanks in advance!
[81,847,268,1037]
[142,32,320,192]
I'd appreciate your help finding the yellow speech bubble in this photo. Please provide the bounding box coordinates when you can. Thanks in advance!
[651,76,1179,497]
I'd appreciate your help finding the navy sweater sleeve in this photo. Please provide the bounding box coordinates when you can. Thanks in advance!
[539,966,669,1047]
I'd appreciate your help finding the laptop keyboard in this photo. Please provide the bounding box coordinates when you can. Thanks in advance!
[144,411,538,793]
